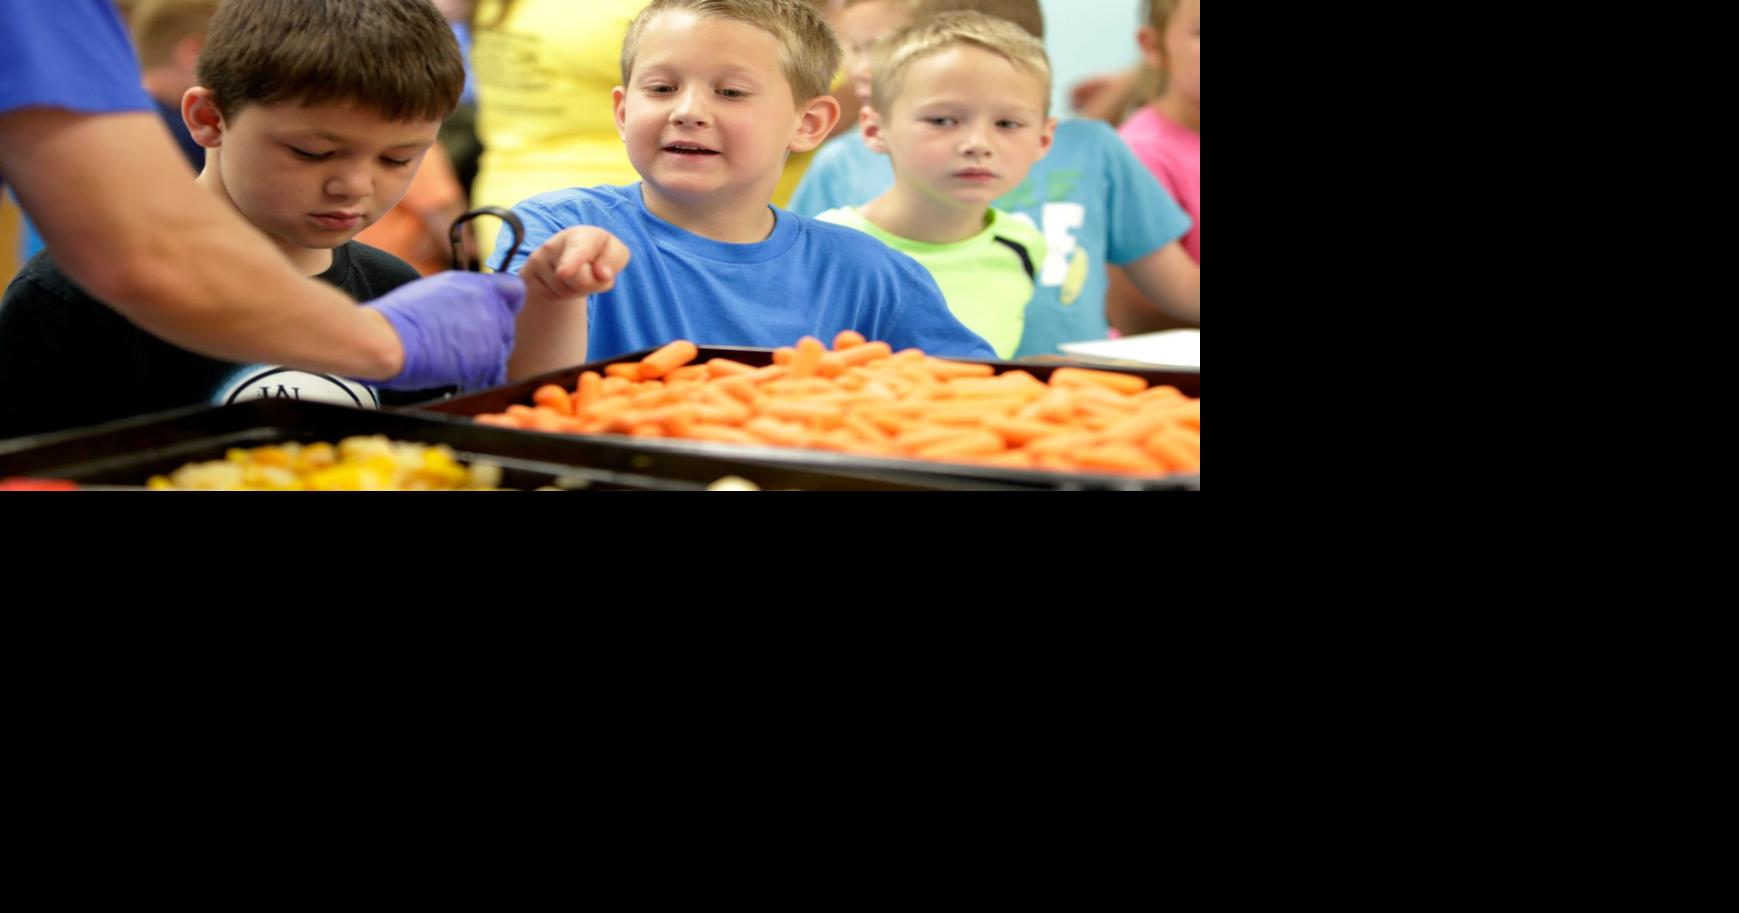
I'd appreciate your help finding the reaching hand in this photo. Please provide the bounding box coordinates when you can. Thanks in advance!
[363,271,526,390]
[520,226,631,303]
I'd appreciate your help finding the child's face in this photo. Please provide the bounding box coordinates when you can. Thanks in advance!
[1145,0,1201,106]
[191,96,440,252]
[868,45,1054,211]
[839,1,916,109]
[614,12,820,212]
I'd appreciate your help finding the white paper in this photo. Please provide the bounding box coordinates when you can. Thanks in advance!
[1059,330,1200,369]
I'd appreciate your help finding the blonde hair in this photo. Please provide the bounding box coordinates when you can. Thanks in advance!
[130,0,221,70]
[913,0,1042,40]
[870,10,1050,115]
[622,0,843,104]
[1147,0,1180,31]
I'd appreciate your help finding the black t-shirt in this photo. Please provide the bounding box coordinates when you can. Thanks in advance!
[0,241,450,441]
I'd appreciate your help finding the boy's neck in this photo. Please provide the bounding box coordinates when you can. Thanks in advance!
[640,184,777,244]
[195,158,334,275]
[1156,93,1201,133]
[860,183,991,245]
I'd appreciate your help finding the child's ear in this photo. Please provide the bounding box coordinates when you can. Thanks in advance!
[789,93,841,154]
[611,86,629,142]
[1137,25,1165,71]
[859,105,890,154]
[182,87,226,149]
[1036,116,1058,160]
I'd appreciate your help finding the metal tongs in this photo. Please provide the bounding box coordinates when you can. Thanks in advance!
[449,206,526,273]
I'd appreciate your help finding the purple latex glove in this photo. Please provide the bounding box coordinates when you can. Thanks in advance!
[362,272,526,391]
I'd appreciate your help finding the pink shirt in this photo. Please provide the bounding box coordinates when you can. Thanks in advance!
[1119,106,1200,263]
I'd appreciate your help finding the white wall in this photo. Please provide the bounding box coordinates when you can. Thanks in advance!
[1039,0,1143,117]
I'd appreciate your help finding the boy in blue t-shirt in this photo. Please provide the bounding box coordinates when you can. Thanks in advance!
[492,0,994,364]
[789,0,1200,357]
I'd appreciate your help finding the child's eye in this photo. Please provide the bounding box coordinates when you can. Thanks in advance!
[381,156,411,168]
[718,88,749,99]
[925,117,957,127]
[289,146,332,161]
[645,84,676,95]
[997,120,1024,129]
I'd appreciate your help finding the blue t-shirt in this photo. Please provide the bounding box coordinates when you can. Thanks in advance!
[789,119,1192,357]
[0,0,153,194]
[0,0,152,116]
[493,183,995,362]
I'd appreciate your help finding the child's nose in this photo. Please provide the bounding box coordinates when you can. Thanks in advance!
[325,166,372,200]
[960,128,992,157]
[669,88,711,128]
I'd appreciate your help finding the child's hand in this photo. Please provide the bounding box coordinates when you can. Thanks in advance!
[522,226,631,303]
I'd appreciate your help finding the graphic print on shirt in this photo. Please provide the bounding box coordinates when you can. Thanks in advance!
[1009,201,1089,306]
[214,366,382,409]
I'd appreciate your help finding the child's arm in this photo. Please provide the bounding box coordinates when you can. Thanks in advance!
[1105,241,1200,334]
[505,225,631,380]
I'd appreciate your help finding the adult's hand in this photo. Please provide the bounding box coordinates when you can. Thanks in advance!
[364,272,526,390]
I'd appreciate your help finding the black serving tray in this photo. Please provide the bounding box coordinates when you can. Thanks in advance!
[412,346,1201,492]
[0,398,984,491]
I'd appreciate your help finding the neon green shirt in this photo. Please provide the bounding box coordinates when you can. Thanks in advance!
[815,207,1046,359]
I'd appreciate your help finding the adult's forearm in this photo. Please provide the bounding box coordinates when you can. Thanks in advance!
[1,108,405,379]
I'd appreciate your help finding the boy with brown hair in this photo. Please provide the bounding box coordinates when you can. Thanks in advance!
[818,11,1054,358]
[493,0,993,364]
[0,0,527,439]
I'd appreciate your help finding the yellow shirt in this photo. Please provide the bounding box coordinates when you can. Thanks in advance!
[470,0,647,255]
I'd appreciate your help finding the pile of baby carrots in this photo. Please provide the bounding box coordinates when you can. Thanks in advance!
[472,334,1200,476]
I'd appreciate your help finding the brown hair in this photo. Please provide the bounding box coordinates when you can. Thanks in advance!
[622,0,843,104]
[871,10,1050,114]
[130,0,221,70]
[197,0,465,122]
[913,0,1042,40]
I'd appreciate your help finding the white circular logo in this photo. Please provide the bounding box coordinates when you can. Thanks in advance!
[216,367,381,409]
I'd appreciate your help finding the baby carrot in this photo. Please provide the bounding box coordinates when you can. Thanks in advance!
[916,397,1033,425]
[744,417,810,448]
[605,361,642,380]
[600,375,634,396]
[1133,385,1187,405]
[638,339,699,380]
[1167,399,1201,430]
[772,347,796,366]
[835,341,894,367]
[789,336,826,379]
[1143,430,1200,472]
[667,365,710,383]
[914,430,1006,461]
[763,400,844,428]
[1049,366,1149,396]
[685,424,762,446]
[1103,411,1174,444]
[833,329,867,350]
[532,384,573,416]
[575,370,604,410]
[895,424,979,452]
[705,358,756,378]
[983,417,1069,447]
[926,359,996,379]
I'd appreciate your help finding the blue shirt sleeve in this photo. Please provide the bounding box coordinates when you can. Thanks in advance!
[0,0,153,117]
[878,253,996,359]
[1096,121,1191,265]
